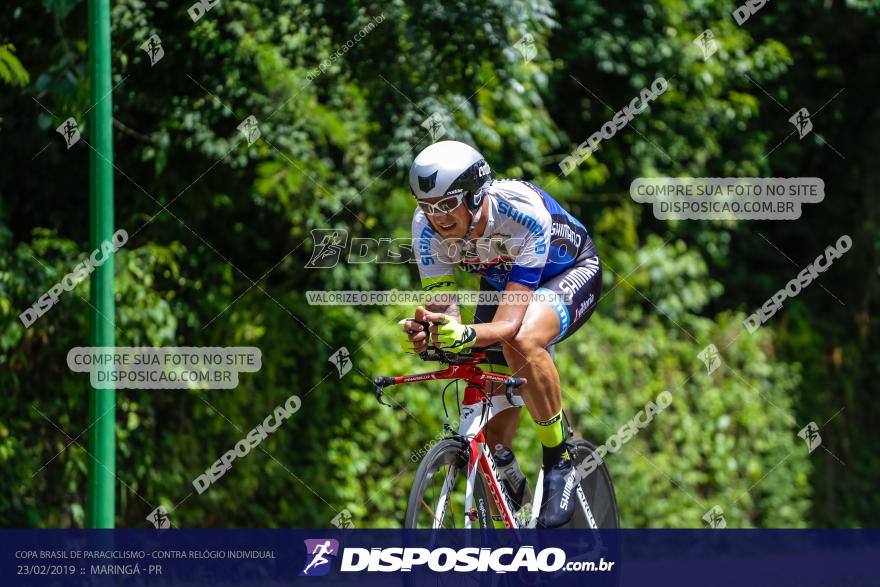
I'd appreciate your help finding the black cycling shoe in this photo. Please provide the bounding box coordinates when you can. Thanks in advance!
[537,451,578,528]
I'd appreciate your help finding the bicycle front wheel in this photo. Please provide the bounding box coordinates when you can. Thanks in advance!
[405,438,493,529]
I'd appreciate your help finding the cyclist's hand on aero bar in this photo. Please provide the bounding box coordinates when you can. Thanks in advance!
[419,308,477,354]
[397,306,432,354]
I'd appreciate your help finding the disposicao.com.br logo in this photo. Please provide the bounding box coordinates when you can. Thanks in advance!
[299,539,339,577]
[298,540,614,575]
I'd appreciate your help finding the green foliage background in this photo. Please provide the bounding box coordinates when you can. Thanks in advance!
[0,0,876,527]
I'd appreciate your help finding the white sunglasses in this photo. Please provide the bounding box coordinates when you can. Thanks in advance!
[417,193,467,215]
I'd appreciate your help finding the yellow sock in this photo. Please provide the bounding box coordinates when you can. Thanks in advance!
[534,411,564,447]
[535,411,568,468]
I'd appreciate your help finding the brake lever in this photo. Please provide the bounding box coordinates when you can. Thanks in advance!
[504,376,526,404]
[373,376,394,407]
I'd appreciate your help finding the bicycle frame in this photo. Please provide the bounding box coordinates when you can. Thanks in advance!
[375,352,526,529]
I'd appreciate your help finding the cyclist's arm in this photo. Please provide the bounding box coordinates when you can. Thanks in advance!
[412,210,458,316]
[403,210,463,350]
[469,281,531,346]
[418,281,531,348]
[399,276,459,354]
[421,275,461,320]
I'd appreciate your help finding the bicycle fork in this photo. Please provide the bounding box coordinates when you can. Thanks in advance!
[458,384,521,529]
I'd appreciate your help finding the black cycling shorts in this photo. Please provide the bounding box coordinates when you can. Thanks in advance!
[473,255,602,366]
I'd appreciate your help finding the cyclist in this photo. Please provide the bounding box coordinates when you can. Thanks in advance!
[399,140,602,528]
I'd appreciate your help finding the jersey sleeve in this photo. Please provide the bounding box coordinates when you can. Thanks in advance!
[507,203,551,289]
[412,210,456,290]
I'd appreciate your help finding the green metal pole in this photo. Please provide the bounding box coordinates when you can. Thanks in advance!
[87,0,116,529]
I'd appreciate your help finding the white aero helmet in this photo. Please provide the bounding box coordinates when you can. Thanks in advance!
[409,140,492,211]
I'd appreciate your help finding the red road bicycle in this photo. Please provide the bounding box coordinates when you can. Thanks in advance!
[374,343,620,530]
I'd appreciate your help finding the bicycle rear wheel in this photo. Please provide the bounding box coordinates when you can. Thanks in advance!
[405,438,493,529]
[566,438,621,528]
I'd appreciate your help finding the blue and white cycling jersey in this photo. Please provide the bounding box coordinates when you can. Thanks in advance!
[412,180,597,290]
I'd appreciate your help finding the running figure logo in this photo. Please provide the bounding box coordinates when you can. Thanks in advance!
[140,34,164,66]
[798,421,822,453]
[305,229,348,268]
[236,115,261,146]
[697,344,722,375]
[789,107,814,139]
[56,117,81,149]
[328,347,352,378]
[693,29,718,61]
[299,539,339,577]
[146,505,171,529]
[702,505,727,529]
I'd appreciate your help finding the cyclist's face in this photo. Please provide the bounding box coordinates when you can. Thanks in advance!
[422,196,471,239]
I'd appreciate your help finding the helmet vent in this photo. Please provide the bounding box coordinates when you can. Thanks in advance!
[418,171,438,192]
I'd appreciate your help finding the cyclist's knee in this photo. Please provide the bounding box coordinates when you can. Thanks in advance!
[503,331,544,364]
